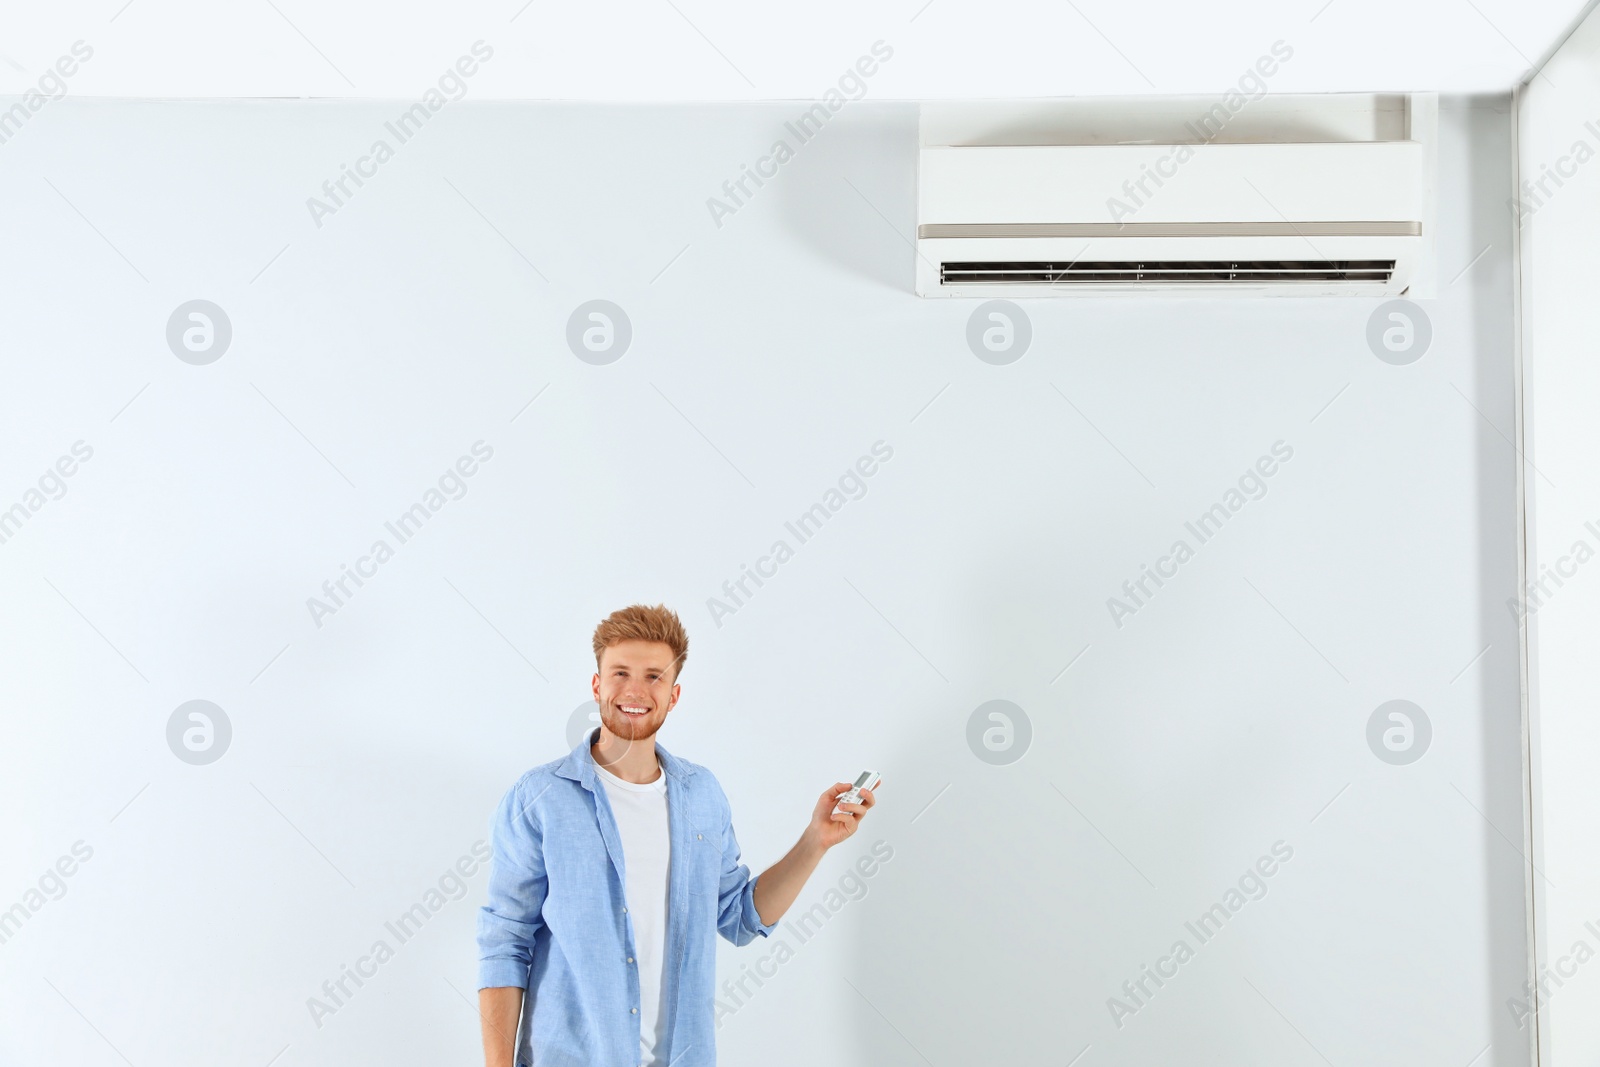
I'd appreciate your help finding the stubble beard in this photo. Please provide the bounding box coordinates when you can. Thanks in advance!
[599,702,665,746]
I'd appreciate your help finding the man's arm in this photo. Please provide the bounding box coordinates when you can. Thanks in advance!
[478,987,523,1067]
[751,780,878,925]
[477,776,548,1067]
[751,829,827,925]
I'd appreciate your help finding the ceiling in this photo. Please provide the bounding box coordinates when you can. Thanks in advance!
[0,0,1589,99]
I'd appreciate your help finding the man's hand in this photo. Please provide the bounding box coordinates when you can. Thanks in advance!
[808,779,880,851]
[752,778,883,925]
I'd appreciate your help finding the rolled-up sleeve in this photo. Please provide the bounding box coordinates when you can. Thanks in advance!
[477,776,549,989]
[714,798,779,947]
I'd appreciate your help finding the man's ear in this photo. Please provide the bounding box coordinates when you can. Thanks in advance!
[591,673,601,702]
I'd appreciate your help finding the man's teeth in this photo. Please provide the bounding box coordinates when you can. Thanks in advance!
[620,705,649,716]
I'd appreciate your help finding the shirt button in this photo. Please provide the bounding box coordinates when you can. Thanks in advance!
[697,834,703,840]
[631,1007,638,1014]
[627,957,634,963]
[622,907,628,913]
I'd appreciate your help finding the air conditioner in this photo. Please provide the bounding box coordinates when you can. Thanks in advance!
[916,128,1432,298]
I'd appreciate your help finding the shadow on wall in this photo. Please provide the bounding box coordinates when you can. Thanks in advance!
[770,106,920,295]
[1453,91,1532,1067]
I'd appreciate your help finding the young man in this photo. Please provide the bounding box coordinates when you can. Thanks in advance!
[476,603,879,1067]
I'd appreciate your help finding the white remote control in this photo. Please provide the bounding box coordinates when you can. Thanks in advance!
[832,770,881,815]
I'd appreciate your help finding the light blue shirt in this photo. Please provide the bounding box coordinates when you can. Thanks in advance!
[477,728,778,1067]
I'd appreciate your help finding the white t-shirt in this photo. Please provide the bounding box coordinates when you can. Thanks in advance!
[593,760,672,1067]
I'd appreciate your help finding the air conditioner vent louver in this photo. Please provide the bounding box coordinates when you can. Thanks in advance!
[940,260,1397,286]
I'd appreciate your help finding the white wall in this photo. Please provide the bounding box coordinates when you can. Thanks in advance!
[0,95,1527,1066]
[1518,10,1600,1064]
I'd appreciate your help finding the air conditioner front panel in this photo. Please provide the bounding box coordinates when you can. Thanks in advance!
[915,140,1429,297]
[919,142,1426,224]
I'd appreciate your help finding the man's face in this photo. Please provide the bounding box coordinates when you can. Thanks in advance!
[591,639,680,745]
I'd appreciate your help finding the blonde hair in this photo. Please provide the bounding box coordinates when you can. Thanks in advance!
[592,603,689,681]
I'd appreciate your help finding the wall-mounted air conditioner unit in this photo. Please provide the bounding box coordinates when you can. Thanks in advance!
[916,96,1435,297]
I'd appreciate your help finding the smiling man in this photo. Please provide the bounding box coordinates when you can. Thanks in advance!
[476,603,878,1067]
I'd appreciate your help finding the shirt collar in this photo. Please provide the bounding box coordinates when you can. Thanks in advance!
[554,725,694,790]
